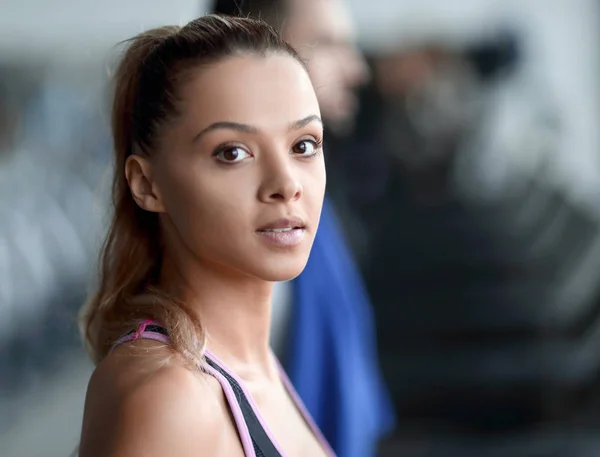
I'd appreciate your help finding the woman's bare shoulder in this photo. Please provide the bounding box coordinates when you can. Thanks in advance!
[79,340,226,457]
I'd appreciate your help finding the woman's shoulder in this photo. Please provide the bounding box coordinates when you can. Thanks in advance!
[79,340,226,457]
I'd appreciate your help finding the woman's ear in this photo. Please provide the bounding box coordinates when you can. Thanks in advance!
[125,155,166,213]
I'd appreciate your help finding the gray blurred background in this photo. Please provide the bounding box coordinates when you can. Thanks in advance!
[1,0,599,456]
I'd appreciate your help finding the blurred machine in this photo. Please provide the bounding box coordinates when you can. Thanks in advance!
[329,32,600,457]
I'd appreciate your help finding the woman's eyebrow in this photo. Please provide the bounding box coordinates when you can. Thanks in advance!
[192,114,323,143]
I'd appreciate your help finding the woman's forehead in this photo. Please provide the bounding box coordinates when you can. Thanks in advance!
[177,54,320,130]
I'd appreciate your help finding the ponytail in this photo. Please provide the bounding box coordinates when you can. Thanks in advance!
[80,27,205,367]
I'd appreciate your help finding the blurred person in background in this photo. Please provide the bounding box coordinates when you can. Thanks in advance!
[210,2,395,457]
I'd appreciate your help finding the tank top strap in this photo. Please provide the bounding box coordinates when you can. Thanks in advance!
[204,352,284,457]
[108,320,283,457]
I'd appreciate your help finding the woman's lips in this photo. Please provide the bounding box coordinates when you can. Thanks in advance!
[256,226,306,247]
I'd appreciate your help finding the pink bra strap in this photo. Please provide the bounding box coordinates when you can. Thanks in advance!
[107,320,256,456]
[110,319,170,353]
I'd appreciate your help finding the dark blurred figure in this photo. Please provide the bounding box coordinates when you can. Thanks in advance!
[338,32,600,456]
[209,2,394,457]
[279,0,368,134]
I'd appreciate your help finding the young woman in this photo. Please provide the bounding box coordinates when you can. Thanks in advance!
[78,15,332,457]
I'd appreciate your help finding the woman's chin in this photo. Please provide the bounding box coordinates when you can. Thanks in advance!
[255,257,309,283]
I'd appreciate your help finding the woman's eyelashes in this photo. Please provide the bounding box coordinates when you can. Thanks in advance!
[211,136,324,165]
[212,144,251,164]
[291,137,323,158]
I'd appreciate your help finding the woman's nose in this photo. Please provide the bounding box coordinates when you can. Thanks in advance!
[257,155,303,204]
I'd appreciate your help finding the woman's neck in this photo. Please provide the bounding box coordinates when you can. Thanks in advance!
[160,252,277,379]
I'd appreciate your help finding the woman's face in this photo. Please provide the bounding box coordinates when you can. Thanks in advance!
[142,53,325,282]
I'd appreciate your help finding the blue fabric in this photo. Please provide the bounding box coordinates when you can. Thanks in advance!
[286,197,396,457]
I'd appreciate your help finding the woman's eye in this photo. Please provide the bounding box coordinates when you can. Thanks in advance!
[214,146,251,163]
[291,139,320,157]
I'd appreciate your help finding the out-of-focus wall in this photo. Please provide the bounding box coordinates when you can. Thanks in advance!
[0,0,201,65]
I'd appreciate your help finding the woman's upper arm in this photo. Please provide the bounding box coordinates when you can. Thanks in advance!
[79,363,220,457]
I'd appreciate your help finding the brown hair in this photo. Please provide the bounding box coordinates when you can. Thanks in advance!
[80,14,303,367]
